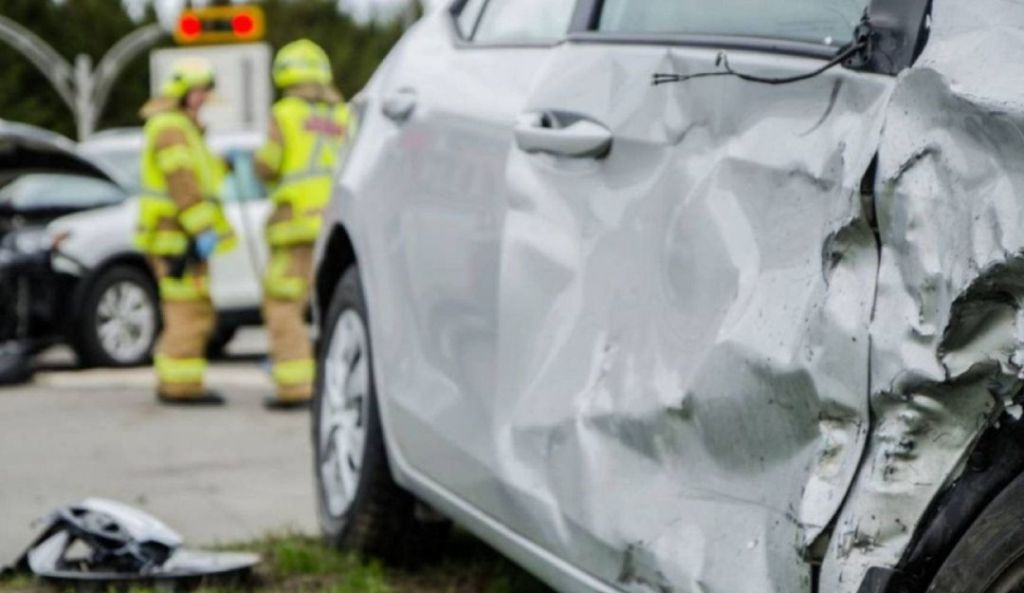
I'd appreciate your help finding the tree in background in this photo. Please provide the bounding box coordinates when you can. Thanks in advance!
[262,0,405,102]
[0,0,407,138]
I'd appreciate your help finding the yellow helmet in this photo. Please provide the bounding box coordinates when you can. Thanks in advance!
[161,57,216,99]
[273,39,332,89]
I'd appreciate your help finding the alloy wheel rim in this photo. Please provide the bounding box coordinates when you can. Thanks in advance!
[95,281,156,363]
[319,309,371,518]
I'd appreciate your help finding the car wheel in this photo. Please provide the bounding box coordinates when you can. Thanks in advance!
[928,471,1024,593]
[313,264,446,561]
[74,265,159,368]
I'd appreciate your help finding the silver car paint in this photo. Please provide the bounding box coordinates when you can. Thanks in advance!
[824,1,1024,589]
[492,46,887,593]
[318,1,1024,592]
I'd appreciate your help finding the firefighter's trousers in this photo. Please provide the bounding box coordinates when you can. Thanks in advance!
[263,244,315,401]
[150,257,215,398]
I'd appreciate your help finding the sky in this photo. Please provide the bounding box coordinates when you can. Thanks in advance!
[122,0,418,24]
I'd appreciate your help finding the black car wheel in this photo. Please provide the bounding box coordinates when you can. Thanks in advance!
[928,471,1024,593]
[73,265,159,368]
[313,264,446,561]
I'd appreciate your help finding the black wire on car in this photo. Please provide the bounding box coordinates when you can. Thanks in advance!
[651,39,869,86]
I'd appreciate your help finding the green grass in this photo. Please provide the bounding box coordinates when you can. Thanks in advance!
[0,532,553,593]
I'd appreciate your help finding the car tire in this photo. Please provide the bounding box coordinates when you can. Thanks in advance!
[927,471,1024,593]
[73,265,159,368]
[313,264,447,562]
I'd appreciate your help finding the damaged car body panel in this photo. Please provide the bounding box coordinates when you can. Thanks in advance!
[825,0,1024,590]
[487,30,889,593]
[314,0,1024,591]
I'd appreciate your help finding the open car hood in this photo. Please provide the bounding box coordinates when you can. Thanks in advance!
[0,120,114,183]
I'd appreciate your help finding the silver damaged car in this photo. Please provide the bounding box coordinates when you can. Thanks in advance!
[310,0,1024,592]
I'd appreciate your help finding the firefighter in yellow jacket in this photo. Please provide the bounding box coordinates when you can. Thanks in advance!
[137,58,236,405]
[255,40,350,408]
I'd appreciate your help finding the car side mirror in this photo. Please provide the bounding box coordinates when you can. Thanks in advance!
[845,0,931,75]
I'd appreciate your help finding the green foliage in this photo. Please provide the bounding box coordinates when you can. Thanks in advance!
[262,0,406,103]
[0,0,406,139]
[268,536,360,576]
[0,0,67,135]
[250,536,395,592]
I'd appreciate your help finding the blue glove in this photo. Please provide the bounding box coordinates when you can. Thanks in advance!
[194,230,219,260]
[224,149,246,169]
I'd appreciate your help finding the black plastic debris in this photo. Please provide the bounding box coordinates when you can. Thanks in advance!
[0,341,33,386]
[7,499,259,592]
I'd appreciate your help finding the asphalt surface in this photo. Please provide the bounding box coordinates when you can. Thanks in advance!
[0,329,318,566]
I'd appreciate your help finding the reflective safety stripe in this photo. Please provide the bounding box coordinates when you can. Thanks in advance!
[265,275,307,299]
[280,168,333,185]
[256,140,283,172]
[273,358,315,386]
[267,217,321,247]
[156,144,195,173]
[149,231,189,256]
[179,200,220,235]
[264,250,308,299]
[137,197,184,255]
[156,355,207,384]
[216,233,239,254]
[159,275,209,301]
[138,195,176,224]
[136,194,233,256]
[140,190,172,200]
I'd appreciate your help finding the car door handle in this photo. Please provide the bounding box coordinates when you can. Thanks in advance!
[514,111,612,159]
[382,88,417,123]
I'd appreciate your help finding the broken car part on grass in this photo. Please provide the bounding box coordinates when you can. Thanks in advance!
[7,499,259,591]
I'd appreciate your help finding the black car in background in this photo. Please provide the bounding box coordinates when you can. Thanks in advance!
[0,120,124,383]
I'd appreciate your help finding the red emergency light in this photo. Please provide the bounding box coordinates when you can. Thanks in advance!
[232,13,256,36]
[178,14,202,41]
[173,6,266,45]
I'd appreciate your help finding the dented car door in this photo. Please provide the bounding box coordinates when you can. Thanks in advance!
[487,1,898,591]
[353,0,579,498]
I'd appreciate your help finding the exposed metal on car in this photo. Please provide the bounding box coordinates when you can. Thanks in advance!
[845,0,932,76]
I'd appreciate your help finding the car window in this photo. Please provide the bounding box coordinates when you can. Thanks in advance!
[455,0,487,38]
[473,0,576,44]
[0,174,125,211]
[81,147,142,194]
[598,0,868,46]
[219,153,266,203]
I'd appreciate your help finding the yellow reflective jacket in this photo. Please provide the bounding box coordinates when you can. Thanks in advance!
[257,95,350,246]
[136,109,236,256]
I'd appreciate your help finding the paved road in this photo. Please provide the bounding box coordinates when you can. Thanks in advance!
[0,329,318,566]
